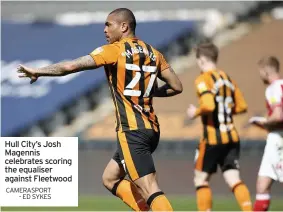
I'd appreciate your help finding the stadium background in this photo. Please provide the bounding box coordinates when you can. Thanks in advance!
[1,1,283,211]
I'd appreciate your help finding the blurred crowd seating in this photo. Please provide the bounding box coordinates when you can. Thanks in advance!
[82,113,268,141]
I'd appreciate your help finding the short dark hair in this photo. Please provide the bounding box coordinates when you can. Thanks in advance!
[195,42,219,63]
[110,8,136,32]
[258,56,280,72]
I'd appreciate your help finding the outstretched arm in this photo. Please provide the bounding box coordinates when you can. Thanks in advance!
[17,55,97,84]
[35,55,97,76]
[18,43,120,84]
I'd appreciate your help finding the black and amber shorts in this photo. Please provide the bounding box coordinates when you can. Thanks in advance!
[195,141,240,174]
[112,129,160,181]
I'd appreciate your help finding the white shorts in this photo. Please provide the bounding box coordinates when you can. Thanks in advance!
[258,132,283,182]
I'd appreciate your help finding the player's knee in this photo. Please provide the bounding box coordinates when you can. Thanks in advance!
[102,171,119,191]
[139,182,159,199]
[134,173,160,199]
[223,169,241,188]
[194,174,209,187]
[102,173,112,190]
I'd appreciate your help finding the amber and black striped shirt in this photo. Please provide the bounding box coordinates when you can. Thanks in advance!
[90,37,170,132]
[194,70,247,145]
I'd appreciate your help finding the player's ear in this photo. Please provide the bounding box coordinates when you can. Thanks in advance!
[121,22,128,33]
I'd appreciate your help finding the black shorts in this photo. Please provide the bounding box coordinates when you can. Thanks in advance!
[195,142,240,174]
[112,129,160,181]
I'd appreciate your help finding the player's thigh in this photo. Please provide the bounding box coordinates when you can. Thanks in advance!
[258,133,282,182]
[219,142,241,187]
[117,129,159,182]
[267,132,283,183]
[256,175,274,194]
[219,142,240,173]
[102,152,126,187]
[194,141,218,181]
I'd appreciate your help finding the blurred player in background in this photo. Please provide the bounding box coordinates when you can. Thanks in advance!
[249,56,283,211]
[17,8,183,212]
[187,42,252,211]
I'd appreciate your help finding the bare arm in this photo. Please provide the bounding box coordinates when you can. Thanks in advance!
[17,55,98,84]
[263,107,283,130]
[153,67,183,97]
[249,107,283,131]
[34,55,97,76]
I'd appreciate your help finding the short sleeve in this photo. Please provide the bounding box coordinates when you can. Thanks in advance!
[231,80,248,113]
[89,43,120,67]
[159,53,170,72]
[194,75,213,96]
[266,83,283,107]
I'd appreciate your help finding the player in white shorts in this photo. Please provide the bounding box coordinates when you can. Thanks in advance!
[249,56,283,211]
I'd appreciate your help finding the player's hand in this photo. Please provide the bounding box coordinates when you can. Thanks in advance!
[248,116,267,129]
[17,64,38,84]
[187,104,197,120]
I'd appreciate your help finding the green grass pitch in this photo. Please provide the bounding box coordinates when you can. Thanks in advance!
[1,196,283,211]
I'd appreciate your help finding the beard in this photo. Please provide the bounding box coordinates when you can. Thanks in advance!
[107,34,121,44]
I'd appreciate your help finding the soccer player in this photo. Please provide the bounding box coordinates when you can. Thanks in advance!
[186,42,252,211]
[249,56,283,211]
[17,8,183,211]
